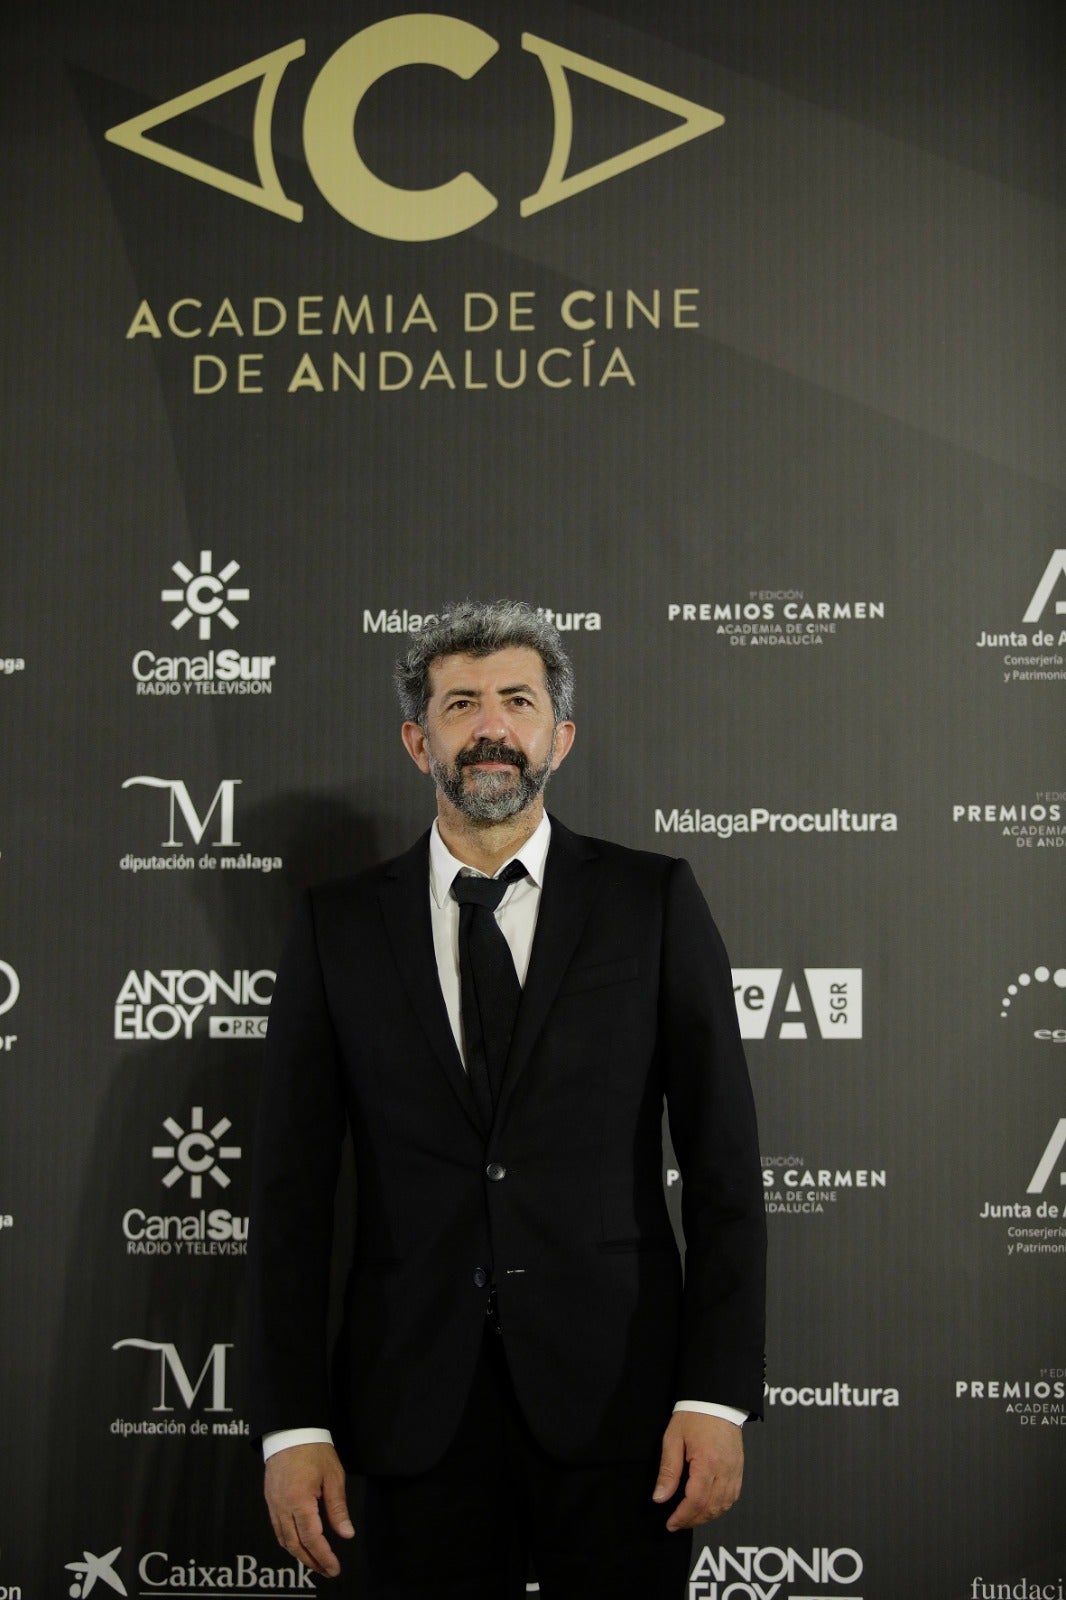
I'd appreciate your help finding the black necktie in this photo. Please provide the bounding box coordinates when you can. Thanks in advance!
[451,860,528,1130]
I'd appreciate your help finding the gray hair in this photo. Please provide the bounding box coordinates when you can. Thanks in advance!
[394,600,575,725]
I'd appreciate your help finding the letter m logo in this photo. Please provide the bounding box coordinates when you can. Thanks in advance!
[113,1338,233,1411]
[122,776,241,846]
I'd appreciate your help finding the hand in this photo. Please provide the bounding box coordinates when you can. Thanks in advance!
[264,1442,354,1577]
[652,1412,744,1530]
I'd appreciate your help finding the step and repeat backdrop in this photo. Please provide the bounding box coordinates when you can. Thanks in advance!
[1,2,1063,1596]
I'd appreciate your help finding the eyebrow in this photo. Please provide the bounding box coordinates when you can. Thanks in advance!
[441,682,541,700]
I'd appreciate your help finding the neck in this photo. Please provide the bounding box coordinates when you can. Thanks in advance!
[436,798,544,876]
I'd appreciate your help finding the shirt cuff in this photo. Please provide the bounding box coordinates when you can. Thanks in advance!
[262,1427,334,1461]
[672,1401,748,1426]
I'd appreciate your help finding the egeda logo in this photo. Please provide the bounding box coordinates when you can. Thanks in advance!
[732,968,862,1040]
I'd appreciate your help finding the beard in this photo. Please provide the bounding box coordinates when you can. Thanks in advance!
[429,738,555,823]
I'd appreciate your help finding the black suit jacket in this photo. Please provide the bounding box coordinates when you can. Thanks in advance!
[247,818,766,1474]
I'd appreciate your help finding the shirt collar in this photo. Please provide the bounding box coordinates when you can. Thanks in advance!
[429,812,551,908]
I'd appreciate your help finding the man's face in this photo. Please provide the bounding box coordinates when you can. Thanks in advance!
[402,646,575,824]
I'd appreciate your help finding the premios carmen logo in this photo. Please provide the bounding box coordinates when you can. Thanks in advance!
[133,550,276,697]
[105,16,723,238]
[113,968,274,1040]
[119,775,283,874]
[732,968,862,1040]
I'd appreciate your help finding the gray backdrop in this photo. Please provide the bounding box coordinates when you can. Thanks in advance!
[1,3,1063,1596]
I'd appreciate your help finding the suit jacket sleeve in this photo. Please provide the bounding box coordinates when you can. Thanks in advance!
[246,889,347,1441]
[660,858,767,1418]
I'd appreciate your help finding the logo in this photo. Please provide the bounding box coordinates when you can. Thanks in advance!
[956,1373,1066,1427]
[154,1107,240,1198]
[363,605,602,635]
[132,553,275,697]
[656,808,897,838]
[952,795,1066,849]
[162,551,248,641]
[0,960,19,1016]
[66,1548,128,1598]
[64,1547,314,1597]
[124,776,240,847]
[999,964,1066,1036]
[668,592,885,650]
[120,777,282,874]
[733,969,862,1039]
[106,18,723,238]
[113,968,274,1040]
[1,656,25,675]
[758,1155,886,1216]
[974,549,1066,683]
[764,1380,899,1408]
[688,1544,864,1599]
[978,1121,1066,1255]
[111,1337,247,1437]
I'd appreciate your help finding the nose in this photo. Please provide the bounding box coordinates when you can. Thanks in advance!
[470,701,509,743]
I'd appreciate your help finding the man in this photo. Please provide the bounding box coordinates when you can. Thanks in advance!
[248,600,766,1598]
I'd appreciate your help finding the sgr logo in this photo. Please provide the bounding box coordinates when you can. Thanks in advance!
[105,16,723,239]
[732,968,862,1040]
[122,777,240,849]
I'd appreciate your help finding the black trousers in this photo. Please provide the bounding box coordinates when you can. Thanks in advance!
[358,1328,693,1599]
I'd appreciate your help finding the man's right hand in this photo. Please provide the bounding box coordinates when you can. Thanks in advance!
[264,1442,354,1578]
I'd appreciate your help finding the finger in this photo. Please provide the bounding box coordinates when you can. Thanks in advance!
[666,1472,738,1531]
[322,1473,355,1540]
[292,1507,341,1577]
[652,1430,685,1503]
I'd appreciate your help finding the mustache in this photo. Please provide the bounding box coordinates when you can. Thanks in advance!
[456,742,527,773]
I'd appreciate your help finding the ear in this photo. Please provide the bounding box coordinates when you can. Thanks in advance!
[550,720,576,771]
[401,720,432,775]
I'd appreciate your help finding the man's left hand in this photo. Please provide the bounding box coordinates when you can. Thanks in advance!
[652,1412,744,1529]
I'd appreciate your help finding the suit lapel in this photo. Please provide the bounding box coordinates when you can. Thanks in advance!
[495,819,602,1126]
[377,832,486,1136]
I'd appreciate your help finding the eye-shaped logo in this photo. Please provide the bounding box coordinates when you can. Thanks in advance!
[162,551,249,640]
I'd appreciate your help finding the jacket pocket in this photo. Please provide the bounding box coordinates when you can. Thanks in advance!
[557,955,640,996]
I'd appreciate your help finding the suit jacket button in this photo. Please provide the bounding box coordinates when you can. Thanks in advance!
[473,1267,489,1288]
[486,1162,507,1182]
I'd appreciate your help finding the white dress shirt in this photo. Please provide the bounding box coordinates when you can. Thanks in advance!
[263,816,745,1459]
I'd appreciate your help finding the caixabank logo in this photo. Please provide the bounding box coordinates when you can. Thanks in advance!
[119,775,283,874]
[133,550,277,697]
[974,548,1066,685]
[122,1106,247,1258]
[113,968,274,1040]
[105,16,723,239]
[732,968,863,1040]
[65,1545,313,1598]
[688,1544,864,1600]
